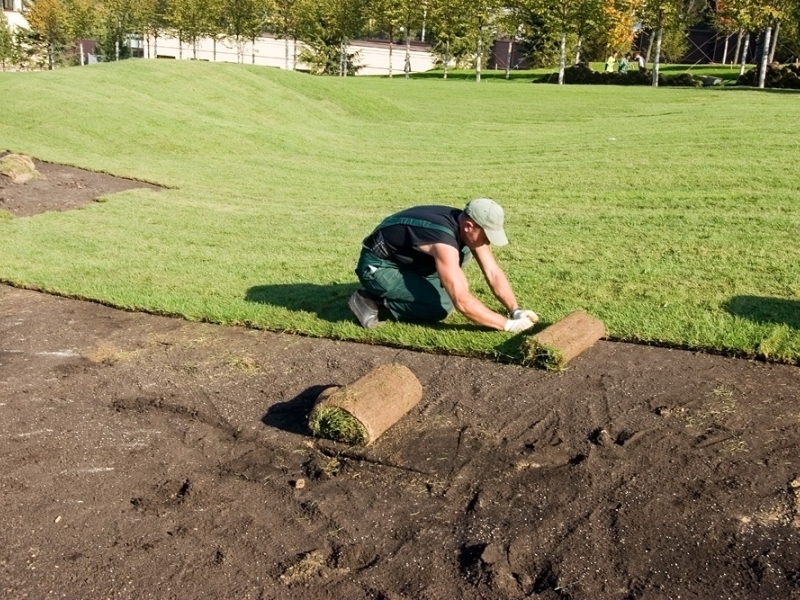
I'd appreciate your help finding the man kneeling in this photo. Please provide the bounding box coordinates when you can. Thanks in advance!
[349,198,538,333]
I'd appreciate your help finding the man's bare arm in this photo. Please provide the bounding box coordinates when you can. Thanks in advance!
[470,244,519,312]
[420,243,508,330]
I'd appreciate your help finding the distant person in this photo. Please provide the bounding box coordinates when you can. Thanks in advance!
[618,54,629,73]
[348,199,538,333]
[635,52,646,71]
[605,53,616,72]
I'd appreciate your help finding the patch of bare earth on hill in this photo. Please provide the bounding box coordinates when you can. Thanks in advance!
[1,162,799,599]
[0,152,160,217]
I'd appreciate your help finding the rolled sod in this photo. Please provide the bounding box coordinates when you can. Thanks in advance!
[522,310,606,371]
[308,364,423,446]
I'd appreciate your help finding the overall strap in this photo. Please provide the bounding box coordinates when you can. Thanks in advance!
[372,215,457,239]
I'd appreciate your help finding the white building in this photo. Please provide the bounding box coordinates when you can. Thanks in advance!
[2,0,28,31]
[140,34,434,76]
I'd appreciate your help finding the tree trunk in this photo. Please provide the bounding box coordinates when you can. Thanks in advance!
[341,39,347,77]
[721,34,729,65]
[739,33,750,76]
[505,38,512,79]
[404,33,410,78]
[731,29,744,66]
[252,38,256,64]
[285,37,289,70]
[116,39,120,61]
[768,20,779,63]
[79,41,84,65]
[178,36,182,60]
[476,36,482,82]
[193,40,197,59]
[558,26,566,85]
[645,30,654,64]
[293,36,298,70]
[758,25,771,88]
[651,27,663,87]
[574,37,582,64]
[443,40,449,79]
[213,38,216,61]
[388,38,393,77]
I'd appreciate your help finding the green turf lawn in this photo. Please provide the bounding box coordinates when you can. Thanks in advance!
[0,60,797,364]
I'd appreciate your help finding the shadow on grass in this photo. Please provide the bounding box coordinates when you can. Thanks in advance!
[262,384,334,435]
[724,296,800,329]
[246,283,359,323]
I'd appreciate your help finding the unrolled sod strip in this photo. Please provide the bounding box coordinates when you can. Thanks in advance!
[522,310,606,371]
[308,364,423,446]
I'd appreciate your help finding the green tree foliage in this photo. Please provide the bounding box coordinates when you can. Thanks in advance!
[0,13,15,70]
[298,0,365,75]
[24,0,69,69]
[427,0,471,76]
[95,0,137,61]
[269,0,303,69]
[220,0,271,63]
[368,0,420,76]
[636,0,706,85]
[167,0,221,59]
[134,0,168,58]
[531,0,603,82]
[461,0,501,80]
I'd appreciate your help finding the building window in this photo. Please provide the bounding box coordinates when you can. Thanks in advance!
[3,0,15,11]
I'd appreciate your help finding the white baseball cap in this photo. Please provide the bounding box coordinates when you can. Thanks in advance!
[464,198,508,246]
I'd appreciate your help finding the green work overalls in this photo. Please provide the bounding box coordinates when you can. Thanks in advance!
[355,216,470,322]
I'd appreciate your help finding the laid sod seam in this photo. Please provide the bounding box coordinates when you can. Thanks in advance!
[0,60,798,365]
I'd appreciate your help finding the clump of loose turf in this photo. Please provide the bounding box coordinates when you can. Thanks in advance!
[309,405,369,446]
[522,338,568,371]
[0,154,43,184]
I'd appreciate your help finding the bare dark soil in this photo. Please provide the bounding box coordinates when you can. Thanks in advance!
[0,162,799,600]
[0,152,160,217]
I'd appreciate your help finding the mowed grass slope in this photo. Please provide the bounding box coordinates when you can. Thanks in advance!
[0,60,798,363]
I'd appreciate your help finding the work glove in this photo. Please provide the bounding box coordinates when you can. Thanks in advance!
[504,317,535,333]
[510,308,539,323]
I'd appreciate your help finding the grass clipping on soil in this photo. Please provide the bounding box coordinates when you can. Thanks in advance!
[0,154,43,184]
[522,310,606,371]
[308,364,423,446]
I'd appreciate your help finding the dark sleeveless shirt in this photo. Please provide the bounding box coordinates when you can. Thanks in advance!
[362,206,467,276]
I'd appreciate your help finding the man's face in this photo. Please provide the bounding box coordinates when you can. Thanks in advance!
[461,219,489,248]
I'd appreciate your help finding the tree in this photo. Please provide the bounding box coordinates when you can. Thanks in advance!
[0,13,15,71]
[369,0,413,77]
[221,0,272,63]
[461,0,501,81]
[297,0,365,75]
[25,0,69,69]
[133,0,168,59]
[711,0,742,64]
[270,0,303,70]
[96,0,137,61]
[636,0,705,86]
[167,0,219,59]
[532,0,604,84]
[427,0,471,78]
[64,0,97,64]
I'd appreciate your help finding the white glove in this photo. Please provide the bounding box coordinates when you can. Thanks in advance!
[504,317,535,333]
[511,308,539,323]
